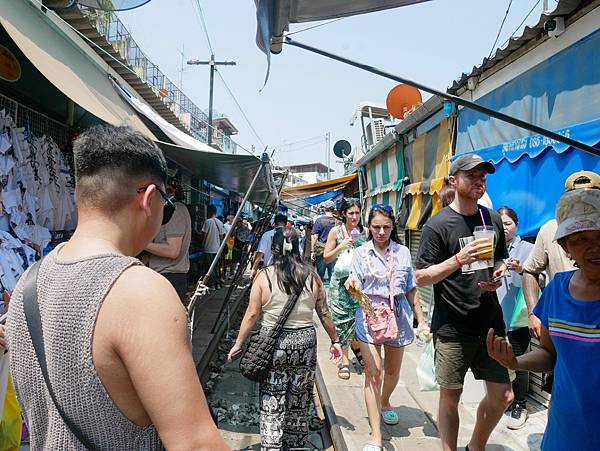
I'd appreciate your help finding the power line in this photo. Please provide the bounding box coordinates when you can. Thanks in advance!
[277,141,326,153]
[215,68,266,148]
[190,0,214,54]
[285,18,345,36]
[487,0,514,60]
[277,134,327,148]
[500,0,542,48]
[188,0,266,152]
[276,138,328,153]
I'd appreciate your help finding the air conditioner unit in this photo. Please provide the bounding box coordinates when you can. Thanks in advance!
[366,118,386,147]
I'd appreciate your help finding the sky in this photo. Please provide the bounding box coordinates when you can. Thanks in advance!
[119,0,552,176]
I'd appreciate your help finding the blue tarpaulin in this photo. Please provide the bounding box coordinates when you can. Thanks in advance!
[455,117,600,237]
[457,28,600,153]
[454,28,600,238]
[302,188,344,207]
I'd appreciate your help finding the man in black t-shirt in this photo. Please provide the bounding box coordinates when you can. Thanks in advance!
[311,201,337,281]
[415,154,513,451]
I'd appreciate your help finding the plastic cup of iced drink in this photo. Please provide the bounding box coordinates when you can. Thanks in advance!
[473,226,495,260]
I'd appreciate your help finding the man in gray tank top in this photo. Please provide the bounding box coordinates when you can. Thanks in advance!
[7,125,229,450]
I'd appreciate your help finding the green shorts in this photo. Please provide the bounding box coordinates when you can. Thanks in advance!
[434,335,512,390]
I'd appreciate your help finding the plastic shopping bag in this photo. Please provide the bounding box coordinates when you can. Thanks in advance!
[416,339,439,391]
[0,375,22,451]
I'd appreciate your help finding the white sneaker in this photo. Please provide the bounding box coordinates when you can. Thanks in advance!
[506,405,528,430]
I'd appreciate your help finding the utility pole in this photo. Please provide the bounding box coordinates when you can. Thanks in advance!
[187,55,236,146]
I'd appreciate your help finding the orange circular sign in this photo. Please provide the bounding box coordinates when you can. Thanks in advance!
[386,84,422,119]
[0,45,21,82]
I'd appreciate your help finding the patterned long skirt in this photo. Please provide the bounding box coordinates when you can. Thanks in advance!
[259,326,317,451]
[327,274,359,349]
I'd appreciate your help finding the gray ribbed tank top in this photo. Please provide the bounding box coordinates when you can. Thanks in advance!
[7,245,164,450]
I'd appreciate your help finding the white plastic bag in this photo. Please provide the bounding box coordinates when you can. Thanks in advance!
[332,249,353,279]
[416,339,439,391]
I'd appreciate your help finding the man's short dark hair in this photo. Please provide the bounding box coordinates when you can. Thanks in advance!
[274,214,287,226]
[207,205,217,216]
[74,125,167,213]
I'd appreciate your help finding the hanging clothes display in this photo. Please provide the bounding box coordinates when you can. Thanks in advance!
[0,109,76,257]
[0,230,36,294]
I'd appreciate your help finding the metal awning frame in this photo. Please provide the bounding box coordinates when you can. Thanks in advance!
[187,152,276,324]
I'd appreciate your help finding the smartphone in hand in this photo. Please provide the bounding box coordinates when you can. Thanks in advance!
[490,274,504,283]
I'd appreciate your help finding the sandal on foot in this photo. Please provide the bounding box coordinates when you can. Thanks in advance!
[337,364,350,380]
[382,409,399,425]
[351,344,365,367]
[362,444,383,451]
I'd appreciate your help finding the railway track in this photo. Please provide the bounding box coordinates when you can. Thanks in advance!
[195,282,342,451]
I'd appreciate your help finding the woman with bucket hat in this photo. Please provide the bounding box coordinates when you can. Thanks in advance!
[488,185,600,451]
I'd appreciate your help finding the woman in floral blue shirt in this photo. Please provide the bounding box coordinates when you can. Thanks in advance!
[347,205,428,451]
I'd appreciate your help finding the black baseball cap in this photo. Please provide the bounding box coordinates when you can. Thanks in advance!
[449,154,495,176]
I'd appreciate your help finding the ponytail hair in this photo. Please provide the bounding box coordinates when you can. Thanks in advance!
[271,228,316,294]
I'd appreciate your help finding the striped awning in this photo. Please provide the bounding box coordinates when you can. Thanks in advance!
[398,118,452,230]
[281,173,357,200]
[366,189,404,215]
[365,142,405,196]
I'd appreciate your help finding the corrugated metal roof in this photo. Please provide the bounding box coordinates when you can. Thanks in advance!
[447,0,592,95]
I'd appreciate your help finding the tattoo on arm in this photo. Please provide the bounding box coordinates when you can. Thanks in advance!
[315,286,332,322]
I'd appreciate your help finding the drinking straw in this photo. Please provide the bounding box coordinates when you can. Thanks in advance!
[479,208,487,230]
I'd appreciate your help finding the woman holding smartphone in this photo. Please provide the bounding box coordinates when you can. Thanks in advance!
[346,205,428,451]
[323,198,366,379]
[496,206,534,430]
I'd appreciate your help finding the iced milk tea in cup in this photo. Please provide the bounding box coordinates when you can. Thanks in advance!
[473,226,495,260]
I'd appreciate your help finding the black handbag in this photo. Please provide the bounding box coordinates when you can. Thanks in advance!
[239,288,302,383]
[22,262,97,450]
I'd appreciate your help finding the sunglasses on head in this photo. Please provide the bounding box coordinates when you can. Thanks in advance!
[372,203,394,214]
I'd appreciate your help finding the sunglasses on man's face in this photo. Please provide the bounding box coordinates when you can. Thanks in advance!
[137,185,175,207]
[372,203,394,215]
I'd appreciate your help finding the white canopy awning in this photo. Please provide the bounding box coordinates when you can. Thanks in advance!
[112,80,214,153]
[113,81,277,202]
[2,0,277,203]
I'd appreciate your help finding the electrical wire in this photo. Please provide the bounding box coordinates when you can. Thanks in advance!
[190,0,214,55]
[215,68,267,148]
[500,0,542,48]
[487,0,514,60]
[276,134,327,148]
[285,18,345,36]
[276,139,327,153]
[188,0,267,152]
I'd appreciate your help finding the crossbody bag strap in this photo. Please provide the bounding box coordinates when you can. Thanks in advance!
[270,288,302,335]
[22,261,96,450]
